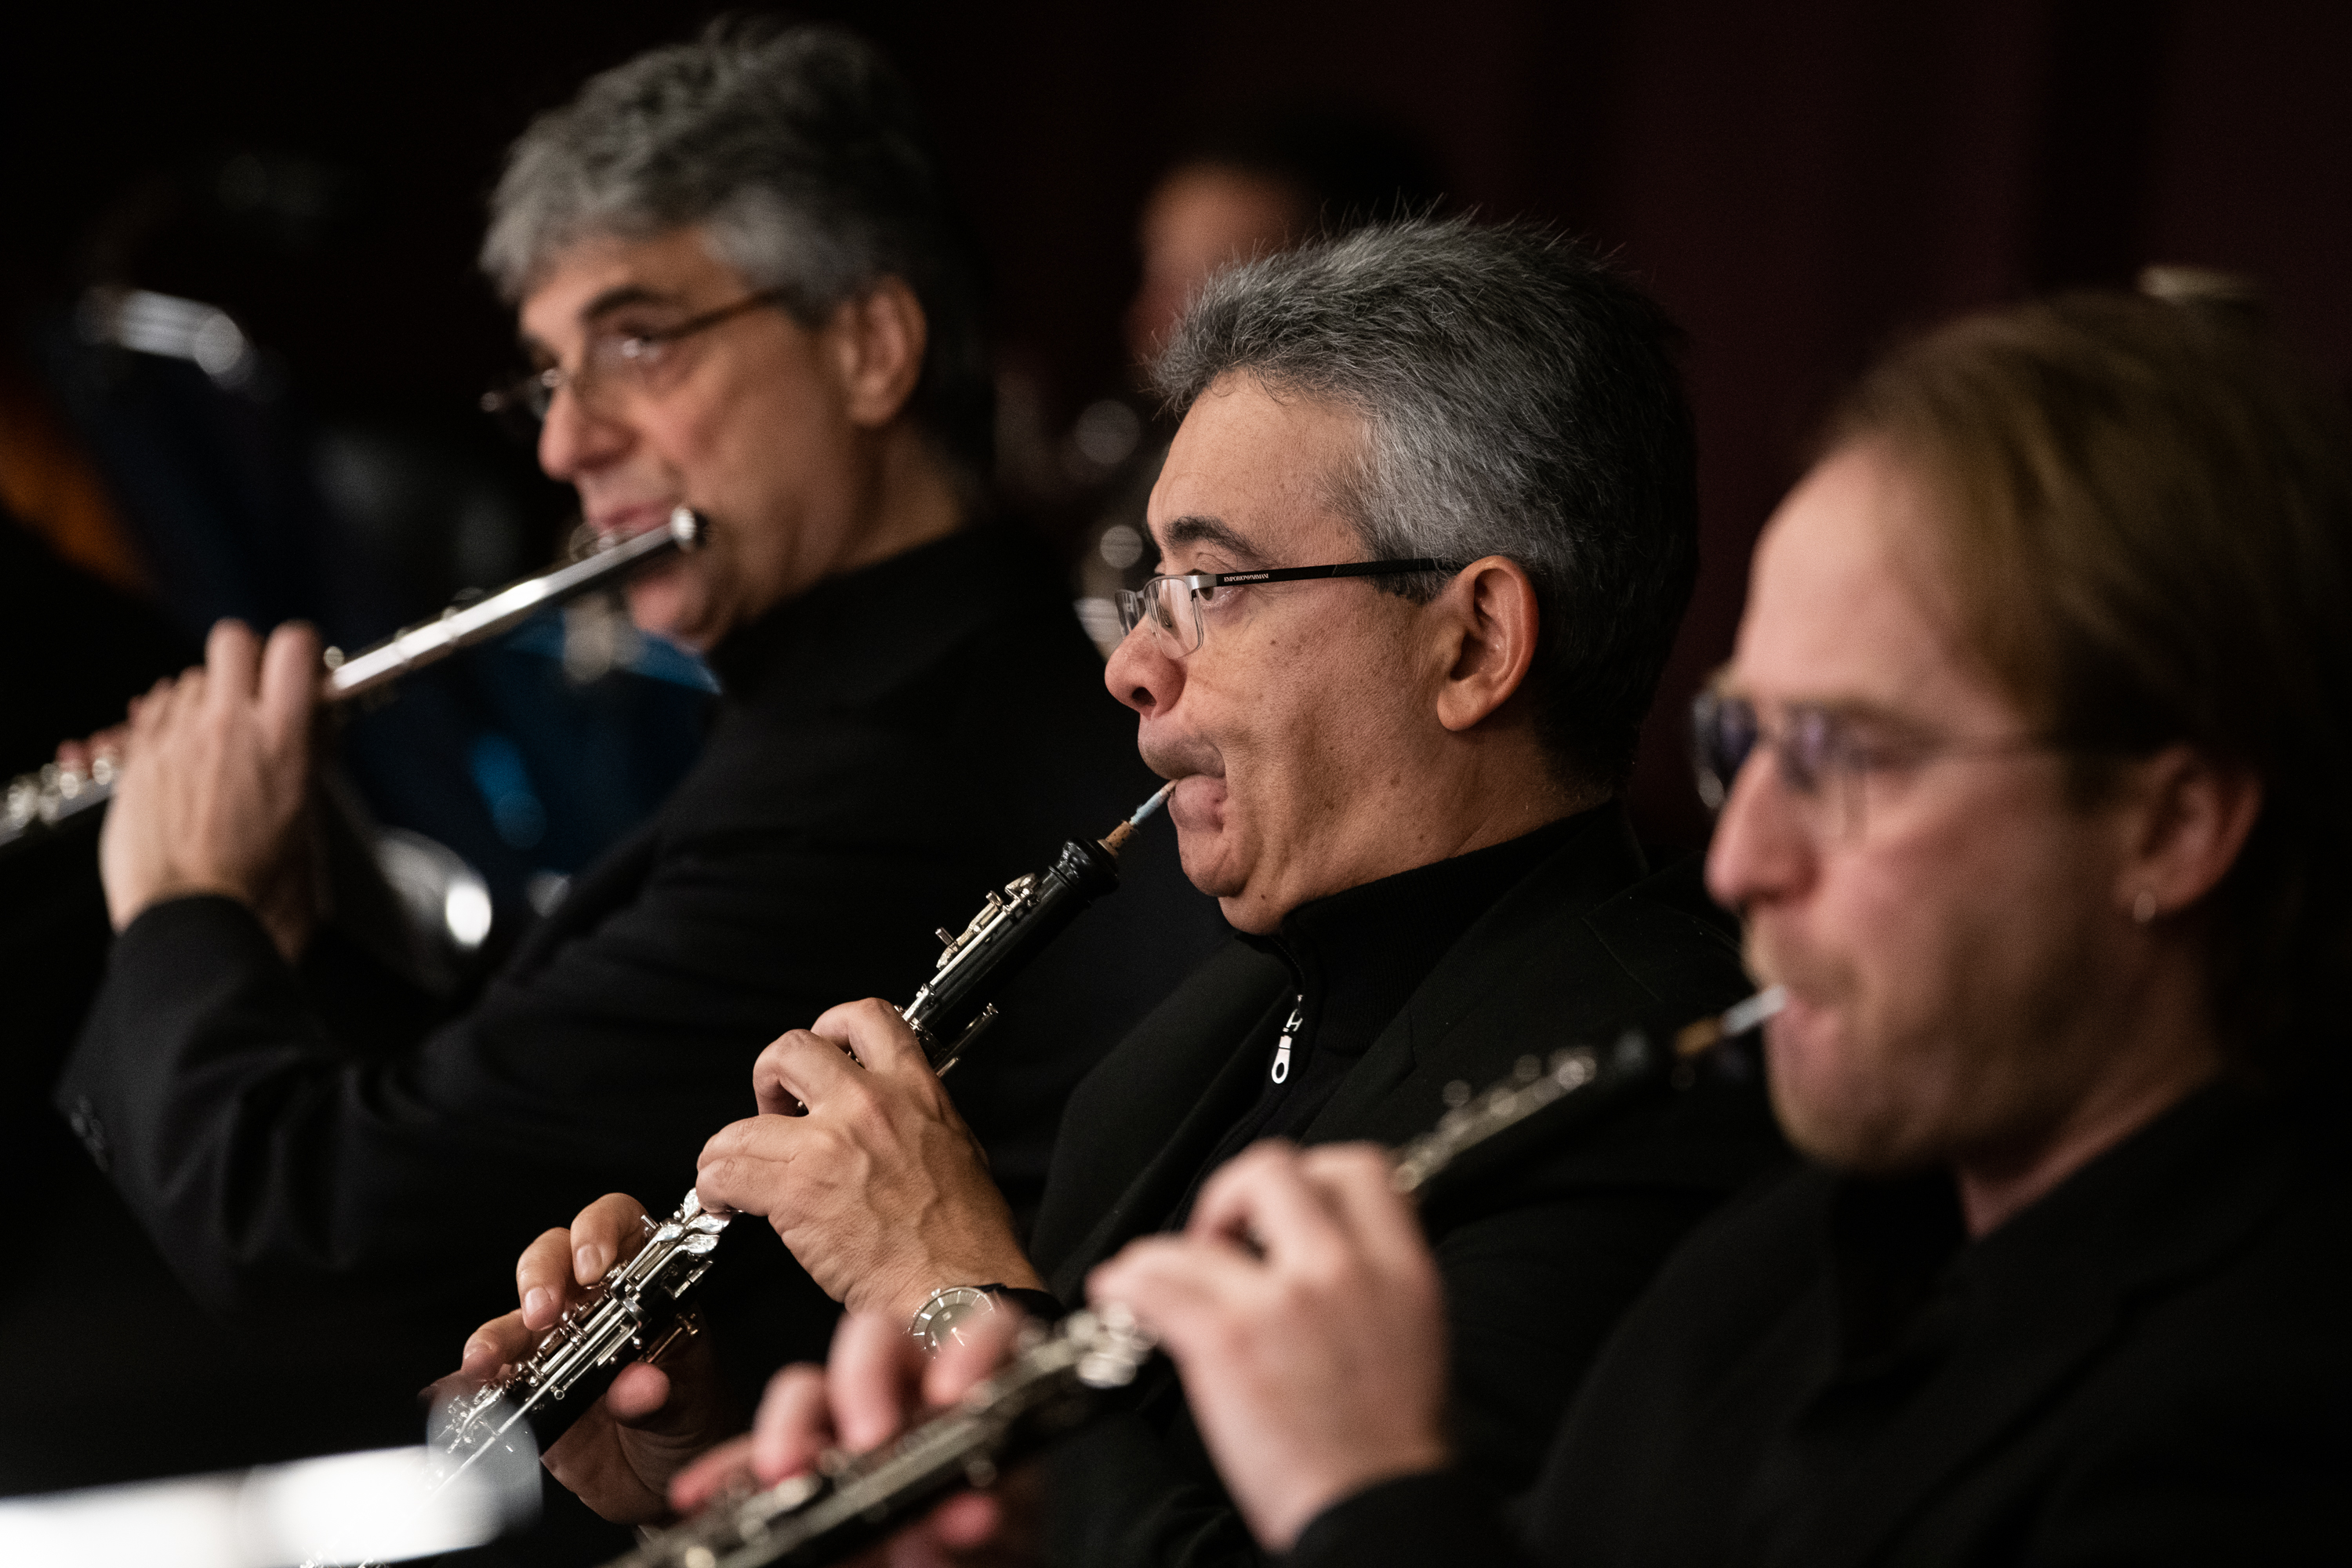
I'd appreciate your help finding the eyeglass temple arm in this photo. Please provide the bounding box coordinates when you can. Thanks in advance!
[1203,557,1452,587]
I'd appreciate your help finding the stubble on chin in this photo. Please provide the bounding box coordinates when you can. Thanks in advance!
[1763,1014,1962,1177]
[1767,1051,1871,1170]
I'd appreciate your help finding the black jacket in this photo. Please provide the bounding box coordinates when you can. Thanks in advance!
[1290,1076,2350,1567]
[55,525,1224,1385]
[1029,805,1785,1568]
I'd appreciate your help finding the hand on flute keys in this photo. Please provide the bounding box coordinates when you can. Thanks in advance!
[1085,1142,1454,1553]
[670,1308,1035,1564]
[53,720,127,775]
[442,1192,731,1523]
[97,618,322,963]
[695,998,1044,1321]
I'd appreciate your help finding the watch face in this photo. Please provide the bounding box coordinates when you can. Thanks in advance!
[913,1287,997,1351]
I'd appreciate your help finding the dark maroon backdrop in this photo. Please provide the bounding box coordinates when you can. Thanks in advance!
[9,0,2348,846]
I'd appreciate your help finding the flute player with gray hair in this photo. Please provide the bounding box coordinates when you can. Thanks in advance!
[53,16,1216,1453]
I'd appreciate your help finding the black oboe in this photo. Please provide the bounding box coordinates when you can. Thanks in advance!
[424,782,1178,1489]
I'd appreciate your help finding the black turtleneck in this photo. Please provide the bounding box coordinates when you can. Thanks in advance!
[1167,808,1600,1226]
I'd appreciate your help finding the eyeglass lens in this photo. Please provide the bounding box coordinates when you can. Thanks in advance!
[1690,692,1863,837]
[488,318,703,434]
[1692,691,1755,809]
[1116,578,1203,655]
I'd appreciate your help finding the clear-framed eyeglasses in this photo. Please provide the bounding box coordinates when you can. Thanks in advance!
[1691,683,2056,842]
[1114,558,1454,657]
[481,288,789,434]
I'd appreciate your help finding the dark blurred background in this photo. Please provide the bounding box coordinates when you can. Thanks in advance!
[0,0,2346,1512]
[7,0,2348,844]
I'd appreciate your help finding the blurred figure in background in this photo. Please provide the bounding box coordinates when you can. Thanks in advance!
[996,111,1447,654]
[1125,113,1450,365]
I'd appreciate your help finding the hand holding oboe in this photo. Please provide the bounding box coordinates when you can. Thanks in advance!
[444,1193,735,1523]
[424,785,1173,1526]
[699,996,1047,1320]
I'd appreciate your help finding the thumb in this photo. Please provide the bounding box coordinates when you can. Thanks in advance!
[602,1361,675,1427]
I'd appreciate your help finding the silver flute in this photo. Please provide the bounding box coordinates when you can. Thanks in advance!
[0,506,706,855]
[604,985,1789,1568]
[424,782,1179,1490]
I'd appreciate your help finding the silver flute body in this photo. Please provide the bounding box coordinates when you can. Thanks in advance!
[0,507,705,854]
[424,784,1177,1491]
[604,987,1788,1568]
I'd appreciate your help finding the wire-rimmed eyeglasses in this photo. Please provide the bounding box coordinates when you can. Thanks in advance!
[1114,558,1454,657]
[1692,684,2056,841]
[481,289,789,434]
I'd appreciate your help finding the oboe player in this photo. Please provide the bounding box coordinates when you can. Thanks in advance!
[1068,296,2352,1563]
[52,20,1217,1423]
[482,220,1789,1545]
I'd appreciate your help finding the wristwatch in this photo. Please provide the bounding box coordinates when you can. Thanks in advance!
[909,1284,1002,1352]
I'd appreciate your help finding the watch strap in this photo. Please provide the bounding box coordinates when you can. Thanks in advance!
[989,1286,1064,1322]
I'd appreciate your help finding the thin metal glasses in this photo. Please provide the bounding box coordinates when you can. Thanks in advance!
[1692,685,2055,840]
[481,289,789,431]
[1115,558,1452,657]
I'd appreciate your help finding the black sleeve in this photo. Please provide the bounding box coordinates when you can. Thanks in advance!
[55,800,974,1338]
[1284,1470,1537,1568]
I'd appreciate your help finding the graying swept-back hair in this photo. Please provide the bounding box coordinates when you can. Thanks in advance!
[481,19,991,484]
[1155,218,1697,788]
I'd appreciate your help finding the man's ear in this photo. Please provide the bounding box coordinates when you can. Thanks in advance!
[827,277,930,427]
[1432,556,1541,732]
[2112,745,2264,920]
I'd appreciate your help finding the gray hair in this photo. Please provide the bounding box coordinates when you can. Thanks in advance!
[1154,218,1698,788]
[481,20,991,482]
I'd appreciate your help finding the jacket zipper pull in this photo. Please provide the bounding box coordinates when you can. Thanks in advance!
[1271,997,1304,1084]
